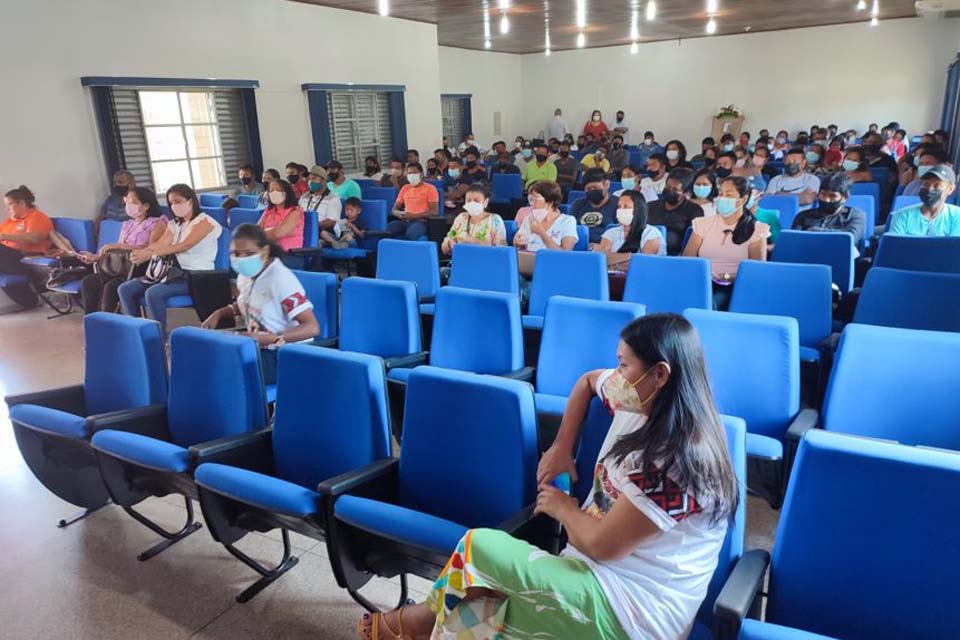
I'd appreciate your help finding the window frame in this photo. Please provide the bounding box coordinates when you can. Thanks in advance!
[440,94,473,148]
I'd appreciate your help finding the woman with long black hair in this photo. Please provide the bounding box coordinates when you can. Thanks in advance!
[594,190,664,264]
[357,314,739,640]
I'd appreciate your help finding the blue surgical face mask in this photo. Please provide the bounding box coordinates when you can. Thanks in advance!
[448,168,461,179]
[522,149,533,159]
[715,196,738,217]
[693,184,712,199]
[722,143,734,152]
[621,177,636,190]
[916,164,934,178]
[231,253,265,277]
[842,159,860,172]
[914,155,923,168]
[806,151,821,164]
[746,193,757,210]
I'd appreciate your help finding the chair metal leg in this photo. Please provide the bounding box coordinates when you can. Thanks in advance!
[225,528,301,603]
[347,573,410,613]
[124,496,203,561]
[57,502,109,528]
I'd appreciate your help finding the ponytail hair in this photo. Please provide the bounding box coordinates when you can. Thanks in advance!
[4,185,36,207]
[231,223,283,259]
[618,190,649,254]
[719,176,757,245]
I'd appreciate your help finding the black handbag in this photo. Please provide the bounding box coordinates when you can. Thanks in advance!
[140,254,184,285]
[95,249,134,279]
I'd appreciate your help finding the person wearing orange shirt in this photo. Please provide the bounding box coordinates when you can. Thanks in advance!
[387,163,439,240]
[1,185,53,307]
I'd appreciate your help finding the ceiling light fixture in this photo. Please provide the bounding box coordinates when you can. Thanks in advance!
[871,0,879,16]
[378,0,389,17]
[483,0,491,39]
[576,0,586,29]
[577,31,586,48]
[500,13,510,34]
[485,38,492,48]
[856,0,866,10]
[499,0,510,9]
[646,0,657,21]
[706,0,718,14]
[706,17,717,34]
[544,0,551,56]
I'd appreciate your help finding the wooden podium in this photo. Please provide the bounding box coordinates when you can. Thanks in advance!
[712,115,744,141]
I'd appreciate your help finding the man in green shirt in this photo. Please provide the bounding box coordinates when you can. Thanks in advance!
[521,142,558,189]
[326,160,362,201]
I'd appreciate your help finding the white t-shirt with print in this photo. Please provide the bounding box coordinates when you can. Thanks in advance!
[560,369,727,640]
[601,225,666,256]
[639,174,667,194]
[765,173,821,211]
[519,213,578,252]
[236,259,313,335]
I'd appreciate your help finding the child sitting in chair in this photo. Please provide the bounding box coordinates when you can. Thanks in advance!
[320,197,367,249]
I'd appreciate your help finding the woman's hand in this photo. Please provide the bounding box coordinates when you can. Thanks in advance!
[201,309,224,330]
[78,251,98,264]
[537,443,578,485]
[529,219,546,238]
[534,484,579,520]
[130,249,152,265]
[250,331,281,347]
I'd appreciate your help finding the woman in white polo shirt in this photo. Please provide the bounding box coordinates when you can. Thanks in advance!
[594,190,665,264]
[202,224,319,384]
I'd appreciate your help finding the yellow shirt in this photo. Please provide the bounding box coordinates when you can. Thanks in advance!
[580,155,610,174]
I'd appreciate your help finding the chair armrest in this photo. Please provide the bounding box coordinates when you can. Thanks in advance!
[317,458,399,498]
[713,549,772,640]
[87,403,170,440]
[497,503,536,534]
[312,337,339,348]
[501,366,535,382]
[285,247,327,256]
[189,428,274,468]
[821,332,842,355]
[5,384,86,415]
[786,408,819,443]
[383,351,429,371]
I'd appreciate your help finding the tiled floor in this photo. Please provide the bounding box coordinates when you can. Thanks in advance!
[0,305,779,639]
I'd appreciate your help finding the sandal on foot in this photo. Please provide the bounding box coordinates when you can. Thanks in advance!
[356,610,410,640]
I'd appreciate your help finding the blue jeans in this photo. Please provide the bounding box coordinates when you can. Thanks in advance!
[387,219,427,241]
[118,278,190,333]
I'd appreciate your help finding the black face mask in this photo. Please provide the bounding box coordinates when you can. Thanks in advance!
[328,171,340,181]
[466,160,477,169]
[863,144,880,156]
[586,189,605,204]
[613,143,622,149]
[919,187,943,208]
[535,153,548,163]
[560,151,570,158]
[288,174,300,184]
[784,162,802,176]
[715,167,732,178]
[818,199,842,216]
[112,184,128,196]
[662,190,682,205]
[366,165,377,173]
[240,176,252,185]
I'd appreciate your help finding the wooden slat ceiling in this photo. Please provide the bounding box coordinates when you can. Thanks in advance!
[295,0,919,53]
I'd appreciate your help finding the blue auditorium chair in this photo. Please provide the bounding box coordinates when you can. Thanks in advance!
[199,193,228,208]
[194,347,393,602]
[714,430,960,640]
[202,207,227,228]
[135,227,231,315]
[321,366,541,611]
[683,309,816,505]
[759,195,800,232]
[523,250,608,329]
[854,267,960,332]
[772,230,855,293]
[362,186,399,208]
[622,254,712,313]
[319,199,390,263]
[420,245,520,315]
[491,173,523,205]
[533,297,645,418]
[873,235,960,273]
[375,239,440,303]
[574,225,590,250]
[338,278,426,369]
[6,314,167,526]
[90,328,269,560]
[97,219,124,250]
[504,219,518,245]
[355,178,375,191]
[849,182,880,225]
[228,207,262,229]
[844,194,875,251]
[236,194,262,209]
[566,189,586,205]
[21,217,95,270]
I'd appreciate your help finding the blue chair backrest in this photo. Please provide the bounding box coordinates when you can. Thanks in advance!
[214,226,230,271]
[492,173,523,201]
[228,208,262,229]
[537,297,645,397]
[768,430,960,639]
[845,194,875,250]
[622,254,711,314]
[302,209,319,248]
[203,208,227,228]
[867,167,890,184]
[166,327,268,447]
[504,220,518,245]
[684,309,799,442]
[567,189,586,205]
[528,250,608,318]
[849,182,880,223]
[272,346,391,491]
[199,193,228,208]
[359,199,388,233]
[729,261,832,349]
[772,230,854,293]
[874,235,960,273]
[608,181,622,193]
[375,239,440,301]
[83,313,168,415]
[824,324,960,449]
[236,194,261,209]
[399,366,538,528]
[574,225,589,251]
[291,270,338,340]
[97,219,124,250]
[355,178,375,191]
[363,186,399,207]
[340,277,421,358]
[427,180,444,196]
[54,218,94,253]
[759,195,800,232]
[854,267,960,332]
[449,245,519,295]
[431,287,523,375]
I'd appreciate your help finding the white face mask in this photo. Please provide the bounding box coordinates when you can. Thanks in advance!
[593,115,601,122]
[666,149,679,161]
[464,201,484,216]
[268,191,286,206]
[407,173,422,186]
[616,208,634,226]
[531,208,548,222]
[735,158,747,168]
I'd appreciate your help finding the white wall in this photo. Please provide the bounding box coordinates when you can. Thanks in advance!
[438,47,523,149]
[518,17,959,146]
[0,0,441,219]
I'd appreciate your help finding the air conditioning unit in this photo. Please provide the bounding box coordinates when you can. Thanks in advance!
[915,0,960,18]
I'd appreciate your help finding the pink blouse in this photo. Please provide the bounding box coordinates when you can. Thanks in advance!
[260,205,305,251]
[692,215,770,283]
[118,216,165,248]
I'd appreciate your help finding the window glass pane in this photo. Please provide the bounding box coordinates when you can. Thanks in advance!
[145,126,187,161]
[191,158,226,191]
[179,92,216,124]
[139,91,183,125]
[184,125,221,158]
[152,160,191,193]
